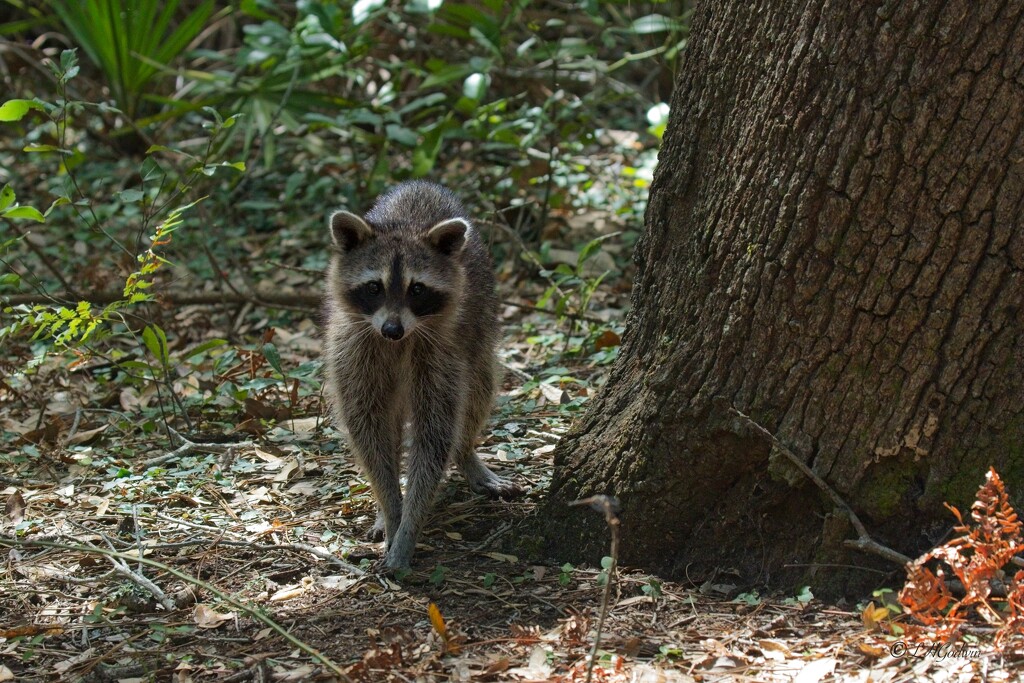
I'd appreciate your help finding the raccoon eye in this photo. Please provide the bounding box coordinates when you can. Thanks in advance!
[365,282,382,296]
[409,282,425,296]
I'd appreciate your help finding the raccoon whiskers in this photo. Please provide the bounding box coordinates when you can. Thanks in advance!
[352,322,378,344]
[412,323,445,351]
[340,318,378,345]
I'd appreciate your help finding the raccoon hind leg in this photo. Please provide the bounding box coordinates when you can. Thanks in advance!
[454,360,523,499]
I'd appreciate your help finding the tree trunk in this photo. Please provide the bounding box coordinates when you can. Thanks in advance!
[544,0,1024,596]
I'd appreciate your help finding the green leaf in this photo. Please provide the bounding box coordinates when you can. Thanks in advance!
[462,72,490,100]
[352,0,386,24]
[0,184,14,211]
[142,325,169,365]
[117,360,154,373]
[116,189,145,203]
[262,342,283,375]
[1,206,45,222]
[577,235,614,270]
[60,48,77,72]
[44,197,71,218]
[428,564,448,586]
[631,14,681,34]
[384,124,418,147]
[0,99,44,122]
[203,161,246,175]
[57,49,80,82]
[23,144,64,153]
[183,338,227,359]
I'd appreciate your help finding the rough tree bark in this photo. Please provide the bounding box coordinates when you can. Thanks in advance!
[544,0,1024,595]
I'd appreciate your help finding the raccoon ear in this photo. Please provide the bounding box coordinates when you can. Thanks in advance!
[329,211,374,251]
[425,218,470,255]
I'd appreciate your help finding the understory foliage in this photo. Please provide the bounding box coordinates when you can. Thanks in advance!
[898,468,1024,648]
[1,0,678,428]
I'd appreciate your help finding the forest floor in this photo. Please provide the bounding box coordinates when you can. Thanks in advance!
[2,280,1023,681]
[4,3,1023,679]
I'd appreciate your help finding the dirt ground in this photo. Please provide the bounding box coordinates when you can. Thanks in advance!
[2,305,1023,681]
[4,419,1023,680]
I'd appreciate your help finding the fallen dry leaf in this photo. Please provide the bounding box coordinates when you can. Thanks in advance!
[5,491,25,525]
[320,575,358,591]
[277,416,321,436]
[593,329,621,351]
[793,657,836,683]
[51,648,95,675]
[540,383,569,404]
[270,585,308,602]
[273,458,300,482]
[428,602,461,654]
[857,640,889,657]
[861,601,891,630]
[508,645,552,679]
[193,605,235,628]
[483,551,518,563]
[275,664,317,681]
[67,423,109,445]
[758,638,793,660]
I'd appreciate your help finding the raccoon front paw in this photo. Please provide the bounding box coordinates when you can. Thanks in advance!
[468,468,524,500]
[366,514,386,542]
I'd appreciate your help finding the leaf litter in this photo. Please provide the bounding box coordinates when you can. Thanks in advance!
[2,224,1022,681]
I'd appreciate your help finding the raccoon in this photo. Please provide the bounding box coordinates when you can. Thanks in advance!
[322,181,522,569]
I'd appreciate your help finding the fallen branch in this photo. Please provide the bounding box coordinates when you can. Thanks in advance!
[154,512,366,576]
[725,403,913,567]
[143,427,255,468]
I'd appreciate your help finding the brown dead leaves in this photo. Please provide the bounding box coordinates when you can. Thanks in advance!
[898,467,1024,648]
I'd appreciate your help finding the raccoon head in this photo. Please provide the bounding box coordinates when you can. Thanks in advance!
[328,210,470,342]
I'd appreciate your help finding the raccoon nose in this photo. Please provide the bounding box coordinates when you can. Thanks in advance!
[381,320,404,341]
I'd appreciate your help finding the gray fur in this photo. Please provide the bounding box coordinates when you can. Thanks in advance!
[322,181,522,569]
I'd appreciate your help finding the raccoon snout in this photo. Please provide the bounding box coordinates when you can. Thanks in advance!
[380,319,405,341]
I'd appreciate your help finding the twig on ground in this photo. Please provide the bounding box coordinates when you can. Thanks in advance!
[570,494,620,683]
[154,512,367,576]
[108,552,177,610]
[142,427,255,468]
[501,361,534,383]
[0,474,50,487]
[66,521,176,611]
